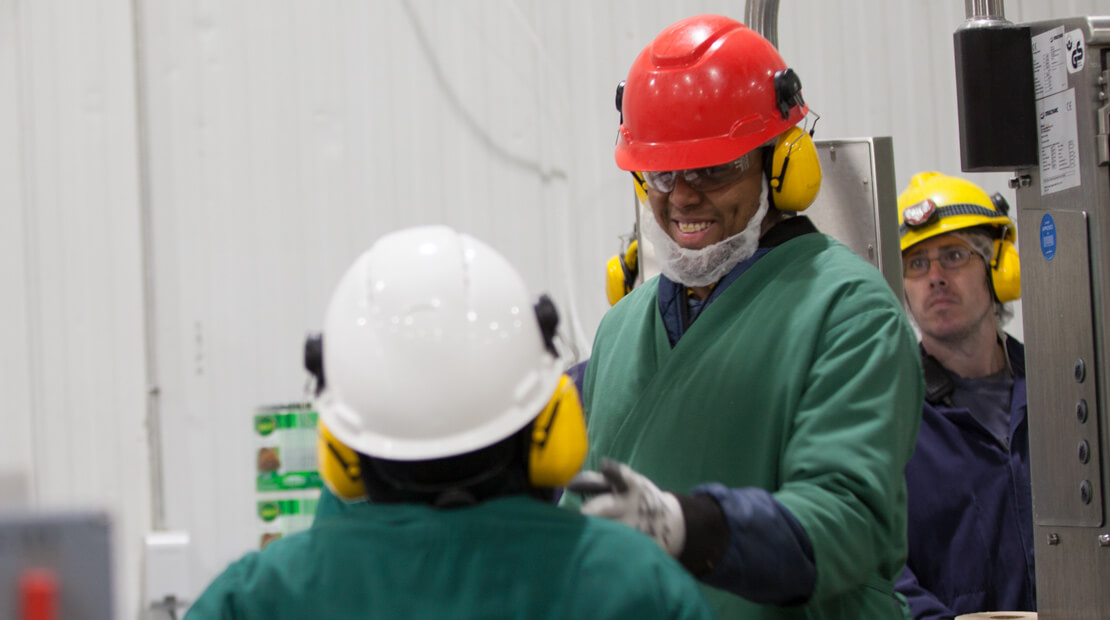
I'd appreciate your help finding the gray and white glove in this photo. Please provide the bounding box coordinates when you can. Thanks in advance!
[567,458,685,557]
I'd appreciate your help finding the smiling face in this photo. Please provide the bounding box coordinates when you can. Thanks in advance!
[902,234,996,345]
[646,155,766,250]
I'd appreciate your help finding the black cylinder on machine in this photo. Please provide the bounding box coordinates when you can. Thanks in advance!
[953,25,1039,171]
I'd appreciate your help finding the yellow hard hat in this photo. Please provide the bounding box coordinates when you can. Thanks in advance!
[897,171,1021,303]
[897,171,1015,252]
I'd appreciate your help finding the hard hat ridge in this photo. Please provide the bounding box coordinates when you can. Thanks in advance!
[615,14,808,172]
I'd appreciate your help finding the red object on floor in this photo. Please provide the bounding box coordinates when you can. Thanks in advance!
[19,569,58,620]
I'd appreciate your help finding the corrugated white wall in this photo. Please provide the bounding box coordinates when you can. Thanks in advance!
[0,0,33,487]
[3,1,1106,618]
[2,0,152,617]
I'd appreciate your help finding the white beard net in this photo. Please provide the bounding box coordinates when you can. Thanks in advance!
[641,182,771,288]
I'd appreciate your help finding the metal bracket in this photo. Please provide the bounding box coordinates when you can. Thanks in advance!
[1098,70,1110,166]
[1009,175,1033,188]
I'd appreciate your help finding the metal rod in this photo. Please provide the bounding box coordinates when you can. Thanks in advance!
[130,0,166,532]
[745,0,781,48]
[959,0,1011,29]
[964,0,1006,20]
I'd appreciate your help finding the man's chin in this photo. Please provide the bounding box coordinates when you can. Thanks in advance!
[921,321,976,344]
[674,241,714,252]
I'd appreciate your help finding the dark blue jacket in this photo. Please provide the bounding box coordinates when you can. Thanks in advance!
[895,335,1035,619]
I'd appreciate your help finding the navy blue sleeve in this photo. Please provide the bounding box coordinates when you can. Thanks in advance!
[567,360,588,396]
[895,564,957,620]
[691,483,816,605]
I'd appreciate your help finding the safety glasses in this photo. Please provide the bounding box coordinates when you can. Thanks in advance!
[643,152,755,194]
[902,244,977,278]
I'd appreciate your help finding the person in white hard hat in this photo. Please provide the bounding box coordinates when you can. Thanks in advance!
[186,226,712,620]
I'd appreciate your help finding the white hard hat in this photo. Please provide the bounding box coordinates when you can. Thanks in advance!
[316,226,563,461]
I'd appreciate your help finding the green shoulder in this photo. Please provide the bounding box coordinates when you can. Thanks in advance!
[574,516,714,619]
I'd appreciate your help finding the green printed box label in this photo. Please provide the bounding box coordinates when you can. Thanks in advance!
[256,471,323,492]
[255,404,321,492]
[256,493,321,549]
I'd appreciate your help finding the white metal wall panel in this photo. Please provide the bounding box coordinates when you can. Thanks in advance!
[4,0,151,618]
[0,0,35,494]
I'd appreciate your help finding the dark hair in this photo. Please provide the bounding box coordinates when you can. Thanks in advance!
[357,421,553,508]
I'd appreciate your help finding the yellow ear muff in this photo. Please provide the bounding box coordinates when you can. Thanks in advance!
[990,238,1021,303]
[605,239,638,306]
[604,171,648,307]
[529,375,588,488]
[631,171,649,205]
[768,126,821,212]
[317,422,367,502]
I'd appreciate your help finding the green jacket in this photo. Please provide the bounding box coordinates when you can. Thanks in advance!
[186,491,713,619]
[579,233,923,619]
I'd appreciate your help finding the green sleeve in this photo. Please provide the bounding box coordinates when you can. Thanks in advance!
[584,528,716,620]
[184,557,252,620]
[774,305,924,598]
[666,571,717,620]
[557,330,606,513]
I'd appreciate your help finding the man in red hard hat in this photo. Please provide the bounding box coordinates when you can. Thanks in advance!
[567,14,924,619]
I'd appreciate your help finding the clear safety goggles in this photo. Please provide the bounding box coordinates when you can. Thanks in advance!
[902,244,977,279]
[643,151,756,194]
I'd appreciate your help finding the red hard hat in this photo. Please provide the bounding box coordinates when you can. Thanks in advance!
[615,14,807,172]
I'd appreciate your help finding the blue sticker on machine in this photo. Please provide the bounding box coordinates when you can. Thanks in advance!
[1040,214,1057,261]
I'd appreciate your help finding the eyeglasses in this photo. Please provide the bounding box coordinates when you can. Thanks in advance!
[643,152,755,194]
[902,245,977,278]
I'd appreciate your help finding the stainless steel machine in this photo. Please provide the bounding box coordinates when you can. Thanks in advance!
[0,511,113,620]
[955,2,1110,617]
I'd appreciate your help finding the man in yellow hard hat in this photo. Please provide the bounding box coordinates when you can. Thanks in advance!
[893,172,1035,618]
[185,226,712,620]
[564,14,924,619]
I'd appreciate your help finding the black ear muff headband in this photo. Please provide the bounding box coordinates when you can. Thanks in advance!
[304,333,325,395]
[532,399,561,451]
[325,439,361,483]
[992,225,1011,271]
[534,295,559,357]
[619,250,636,293]
[773,69,805,119]
[990,192,1011,216]
[762,147,777,188]
[615,80,626,124]
[766,142,789,194]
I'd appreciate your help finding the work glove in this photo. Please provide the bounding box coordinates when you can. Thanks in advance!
[567,458,685,557]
